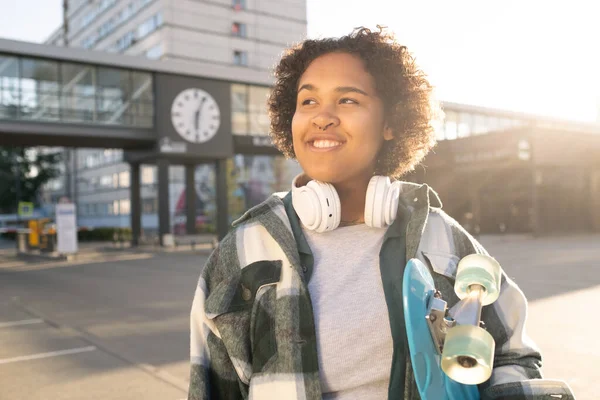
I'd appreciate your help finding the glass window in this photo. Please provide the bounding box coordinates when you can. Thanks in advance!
[100,175,112,187]
[473,114,488,135]
[233,50,248,66]
[108,201,117,215]
[0,58,153,128]
[113,173,119,188]
[443,111,458,140]
[61,63,95,123]
[232,22,247,37]
[231,84,249,134]
[119,199,130,215]
[0,55,20,119]
[145,43,163,59]
[488,117,500,132]
[249,86,270,135]
[142,197,157,214]
[20,58,60,121]
[119,171,130,187]
[432,119,445,141]
[96,67,130,124]
[141,165,155,184]
[129,71,153,127]
[137,13,163,40]
[232,0,246,10]
[103,149,114,162]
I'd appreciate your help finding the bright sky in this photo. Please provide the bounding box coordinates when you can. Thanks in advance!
[0,0,598,122]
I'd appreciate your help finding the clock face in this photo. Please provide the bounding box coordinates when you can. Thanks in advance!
[171,88,221,143]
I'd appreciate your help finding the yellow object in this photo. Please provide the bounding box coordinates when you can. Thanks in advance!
[28,220,39,247]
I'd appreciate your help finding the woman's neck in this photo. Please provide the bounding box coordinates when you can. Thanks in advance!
[331,176,371,225]
[297,172,374,225]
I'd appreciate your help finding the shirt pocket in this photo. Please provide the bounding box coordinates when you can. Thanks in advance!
[205,260,281,382]
[421,250,461,308]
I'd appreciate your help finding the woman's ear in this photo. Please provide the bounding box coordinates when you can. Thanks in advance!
[383,124,393,141]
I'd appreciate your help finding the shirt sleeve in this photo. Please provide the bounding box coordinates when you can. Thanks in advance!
[432,210,576,399]
[478,270,576,399]
[188,247,244,400]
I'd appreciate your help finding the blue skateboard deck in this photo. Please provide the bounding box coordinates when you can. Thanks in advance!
[403,258,480,400]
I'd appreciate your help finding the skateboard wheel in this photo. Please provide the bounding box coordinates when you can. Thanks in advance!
[454,254,501,306]
[441,324,495,385]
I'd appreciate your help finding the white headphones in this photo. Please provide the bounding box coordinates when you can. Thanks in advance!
[291,174,401,232]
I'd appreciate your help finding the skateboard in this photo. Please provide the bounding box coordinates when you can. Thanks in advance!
[403,254,502,400]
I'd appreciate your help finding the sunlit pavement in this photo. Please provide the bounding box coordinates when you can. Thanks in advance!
[479,234,600,400]
[0,234,597,399]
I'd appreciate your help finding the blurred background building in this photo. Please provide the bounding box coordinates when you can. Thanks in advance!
[38,0,306,234]
[407,103,600,236]
[1,0,598,238]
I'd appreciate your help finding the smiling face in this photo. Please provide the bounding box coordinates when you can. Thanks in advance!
[291,52,393,185]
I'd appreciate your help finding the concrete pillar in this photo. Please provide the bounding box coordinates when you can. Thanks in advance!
[129,163,141,246]
[157,159,171,245]
[215,158,229,241]
[185,164,196,235]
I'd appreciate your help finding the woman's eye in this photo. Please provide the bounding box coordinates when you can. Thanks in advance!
[340,98,358,105]
[301,99,316,106]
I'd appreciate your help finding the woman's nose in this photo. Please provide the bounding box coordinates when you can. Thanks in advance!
[312,112,339,131]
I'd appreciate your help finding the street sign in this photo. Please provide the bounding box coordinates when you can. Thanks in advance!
[18,201,34,217]
[56,203,78,254]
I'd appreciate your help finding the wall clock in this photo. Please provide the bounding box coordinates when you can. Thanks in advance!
[171,88,221,143]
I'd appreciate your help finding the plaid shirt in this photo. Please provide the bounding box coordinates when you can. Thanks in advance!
[188,182,575,399]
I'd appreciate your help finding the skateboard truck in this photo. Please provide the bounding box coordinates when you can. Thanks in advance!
[425,290,455,354]
[424,254,502,385]
[426,285,488,366]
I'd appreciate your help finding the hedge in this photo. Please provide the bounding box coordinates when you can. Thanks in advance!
[1,227,132,242]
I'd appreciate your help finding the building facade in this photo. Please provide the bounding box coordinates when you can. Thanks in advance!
[406,104,600,235]
[29,0,598,237]
[41,0,306,234]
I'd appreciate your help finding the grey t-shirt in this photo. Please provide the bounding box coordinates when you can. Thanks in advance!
[302,223,393,399]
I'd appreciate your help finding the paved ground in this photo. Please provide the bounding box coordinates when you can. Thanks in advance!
[0,234,597,399]
[479,234,600,400]
[0,250,203,400]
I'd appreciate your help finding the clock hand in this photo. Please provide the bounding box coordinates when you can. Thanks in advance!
[195,97,207,134]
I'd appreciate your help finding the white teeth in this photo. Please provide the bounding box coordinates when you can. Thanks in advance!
[312,140,342,148]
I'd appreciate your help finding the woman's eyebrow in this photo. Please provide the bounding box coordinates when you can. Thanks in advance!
[297,84,369,96]
[335,86,369,96]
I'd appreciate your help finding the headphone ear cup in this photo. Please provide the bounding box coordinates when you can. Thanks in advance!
[364,177,377,227]
[308,180,340,232]
[365,176,390,228]
[384,182,401,226]
[292,184,322,231]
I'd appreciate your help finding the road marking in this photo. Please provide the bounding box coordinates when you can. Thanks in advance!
[0,253,154,272]
[0,318,43,328]
[0,346,96,365]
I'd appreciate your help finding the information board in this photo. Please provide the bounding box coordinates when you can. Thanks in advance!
[56,203,78,254]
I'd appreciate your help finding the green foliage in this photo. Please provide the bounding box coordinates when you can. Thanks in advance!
[78,227,132,242]
[0,232,16,240]
[0,147,62,213]
[2,227,133,242]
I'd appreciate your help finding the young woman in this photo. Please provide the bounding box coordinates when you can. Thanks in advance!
[188,27,575,400]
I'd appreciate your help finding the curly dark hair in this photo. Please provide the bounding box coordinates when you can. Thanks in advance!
[268,26,441,178]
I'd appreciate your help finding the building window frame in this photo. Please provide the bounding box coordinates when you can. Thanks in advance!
[233,50,248,66]
[232,22,247,38]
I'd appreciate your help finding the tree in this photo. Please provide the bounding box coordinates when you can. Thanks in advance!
[0,147,62,213]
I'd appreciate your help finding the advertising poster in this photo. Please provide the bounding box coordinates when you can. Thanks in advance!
[56,203,78,254]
